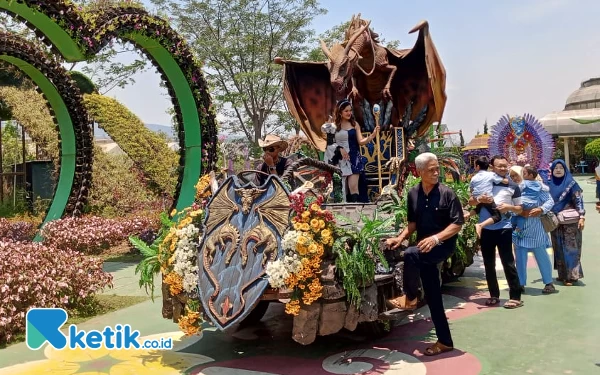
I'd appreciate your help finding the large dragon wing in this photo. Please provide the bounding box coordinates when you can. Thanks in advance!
[254,178,291,236]
[274,59,335,151]
[204,178,238,234]
[387,20,447,138]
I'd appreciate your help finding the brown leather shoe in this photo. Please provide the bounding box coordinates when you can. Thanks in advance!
[386,295,418,311]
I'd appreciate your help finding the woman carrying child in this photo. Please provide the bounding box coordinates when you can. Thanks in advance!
[510,165,556,294]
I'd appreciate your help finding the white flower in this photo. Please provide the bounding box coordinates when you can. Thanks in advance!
[282,230,300,252]
[172,223,200,293]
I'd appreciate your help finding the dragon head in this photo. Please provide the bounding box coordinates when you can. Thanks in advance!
[320,18,371,95]
[235,188,266,214]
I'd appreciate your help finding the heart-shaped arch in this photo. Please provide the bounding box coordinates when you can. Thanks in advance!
[0,31,92,231]
[0,0,218,224]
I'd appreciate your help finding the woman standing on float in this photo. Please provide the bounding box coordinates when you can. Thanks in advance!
[333,100,379,202]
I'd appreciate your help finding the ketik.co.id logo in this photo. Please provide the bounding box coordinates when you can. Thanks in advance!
[26,308,171,350]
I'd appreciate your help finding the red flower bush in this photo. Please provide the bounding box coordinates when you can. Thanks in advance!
[0,218,37,242]
[41,216,159,254]
[0,240,113,345]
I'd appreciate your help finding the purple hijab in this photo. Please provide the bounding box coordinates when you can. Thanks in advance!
[548,159,581,213]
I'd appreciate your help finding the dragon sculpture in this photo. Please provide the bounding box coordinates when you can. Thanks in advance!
[275,14,446,152]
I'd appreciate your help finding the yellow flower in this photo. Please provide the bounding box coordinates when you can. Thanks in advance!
[310,203,320,211]
[285,300,301,315]
[310,218,320,228]
[297,245,308,256]
[319,220,325,229]
[189,209,203,218]
[301,211,311,219]
[293,222,302,230]
[301,223,310,231]
[320,229,331,238]
[308,243,318,254]
[170,208,177,217]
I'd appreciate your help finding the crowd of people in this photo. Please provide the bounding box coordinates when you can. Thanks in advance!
[253,117,592,358]
[384,152,590,357]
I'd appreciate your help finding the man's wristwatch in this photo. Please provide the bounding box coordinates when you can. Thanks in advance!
[268,165,276,171]
[433,235,442,246]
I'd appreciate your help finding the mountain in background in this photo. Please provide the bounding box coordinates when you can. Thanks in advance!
[93,123,175,139]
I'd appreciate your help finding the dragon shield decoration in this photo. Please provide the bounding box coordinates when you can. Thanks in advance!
[197,175,291,331]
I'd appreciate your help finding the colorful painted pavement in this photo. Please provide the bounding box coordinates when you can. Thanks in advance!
[1,177,599,374]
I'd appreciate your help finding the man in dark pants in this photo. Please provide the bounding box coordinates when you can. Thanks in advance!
[386,152,464,356]
[469,155,523,309]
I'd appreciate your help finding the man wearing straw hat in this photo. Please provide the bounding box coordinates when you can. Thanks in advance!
[256,134,292,185]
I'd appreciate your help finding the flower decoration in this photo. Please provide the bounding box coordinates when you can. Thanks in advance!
[265,193,335,316]
[159,174,214,336]
[489,114,554,170]
[0,0,219,220]
[0,30,92,219]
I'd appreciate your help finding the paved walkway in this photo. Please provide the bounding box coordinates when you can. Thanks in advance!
[1,177,598,374]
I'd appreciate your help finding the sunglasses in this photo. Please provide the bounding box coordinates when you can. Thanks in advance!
[262,147,276,152]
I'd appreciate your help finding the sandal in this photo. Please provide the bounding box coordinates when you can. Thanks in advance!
[542,283,557,294]
[424,341,454,356]
[503,299,524,309]
[563,280,573,286]
[485,297,500,306]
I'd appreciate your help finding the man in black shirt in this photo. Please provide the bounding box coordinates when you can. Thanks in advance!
[386,152,464,356]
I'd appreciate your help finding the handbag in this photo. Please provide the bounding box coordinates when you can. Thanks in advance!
[557,208,580,225]
[540,211,559,232]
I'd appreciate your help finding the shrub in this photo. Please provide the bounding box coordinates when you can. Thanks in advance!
[0,217,38,242]
[0,240,112,345]
[41,216,159,254]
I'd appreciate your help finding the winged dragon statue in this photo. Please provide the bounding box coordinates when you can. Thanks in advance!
[274,14,447,154]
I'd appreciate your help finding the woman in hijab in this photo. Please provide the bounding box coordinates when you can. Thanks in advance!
[548,159,586,286]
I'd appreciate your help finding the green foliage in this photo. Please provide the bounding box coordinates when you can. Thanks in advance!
[87,150,165,216]
[68,71,97,94]
[585,138,600,158]
[84,94,179,197]
[130,212,172,301]
[0,121,33,171]
[0,86,60,164]
[333,212,395,306]
[152,0,327,143]
[377,174,420,232]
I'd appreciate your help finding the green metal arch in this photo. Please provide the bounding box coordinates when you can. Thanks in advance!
[0,31,93,239]
[0,1,218,223]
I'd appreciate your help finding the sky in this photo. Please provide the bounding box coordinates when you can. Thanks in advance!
[104,0,600,142]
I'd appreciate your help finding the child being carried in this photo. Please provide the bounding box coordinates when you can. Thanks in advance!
[469,156,508,238]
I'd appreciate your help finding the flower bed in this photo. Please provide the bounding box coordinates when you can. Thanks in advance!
[41,215,159,254]
[0,240,112,345]
[0,218,38,242]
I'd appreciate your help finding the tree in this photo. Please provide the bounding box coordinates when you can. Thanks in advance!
[150,0,327,144]
[483,119,488,135]
[585,138,600,158]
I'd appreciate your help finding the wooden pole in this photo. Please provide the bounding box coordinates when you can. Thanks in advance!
[373,106,382,193]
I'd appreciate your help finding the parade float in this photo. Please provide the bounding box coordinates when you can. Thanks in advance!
[144,14,481,346]
[0,0,479,345]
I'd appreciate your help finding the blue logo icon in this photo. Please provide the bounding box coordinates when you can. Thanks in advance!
[26,308,172,350]
[26,308,68,350]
